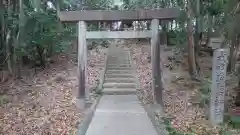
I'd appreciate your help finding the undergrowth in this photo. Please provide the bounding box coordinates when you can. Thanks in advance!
[163,117,234,135]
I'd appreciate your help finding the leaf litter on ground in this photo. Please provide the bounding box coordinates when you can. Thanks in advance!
[0,46,107,135]
[121,39,240,135]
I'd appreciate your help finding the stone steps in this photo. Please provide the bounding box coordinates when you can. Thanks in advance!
[104,78,136,83]
[106,70,133,74]
[107,64,131,67]
[108,59,130,61]
[105,74,134,79]
[107,67,132,70]
[102,88,137,95]
[107,61,130,63]
[102,46,136,96]
[103,82,136,89]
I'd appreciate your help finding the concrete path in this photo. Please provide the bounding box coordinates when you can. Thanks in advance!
[85,95,158,135]
[84,45,158,135]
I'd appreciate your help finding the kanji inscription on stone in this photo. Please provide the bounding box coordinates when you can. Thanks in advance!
[209,49,228,125]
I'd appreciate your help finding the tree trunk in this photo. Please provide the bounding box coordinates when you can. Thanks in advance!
[206,15,213,44]
[146,21,151,30]
[98,22,101,30]
[228,36,240,72]
[194,0,203,75]
[103,22,107,30]
[194,0,202,47]
[187,0,198,78]
[6,0,13,75]
[12,0,25,77]
[34,0,41,11]
[161,20,168,46]
[6,31,12,74]
[0,0,5,54]
[56,0,60,14]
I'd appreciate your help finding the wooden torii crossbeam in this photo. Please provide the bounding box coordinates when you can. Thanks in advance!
[58,8,180,109]
[59,8,179,21]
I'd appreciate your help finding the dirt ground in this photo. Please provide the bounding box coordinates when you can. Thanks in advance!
[0,46,107,135]
[1,39,239,135]
[122,40,239,134]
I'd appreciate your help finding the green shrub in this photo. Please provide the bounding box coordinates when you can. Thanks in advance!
[16,9,71,67]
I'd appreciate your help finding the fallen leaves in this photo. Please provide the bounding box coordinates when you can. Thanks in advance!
[0,46,107,135]
[121,40,221,134]
[122,41,154,104]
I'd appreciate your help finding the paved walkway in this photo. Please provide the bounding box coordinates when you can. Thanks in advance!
[84,45,158,135]
[85,95,158,135]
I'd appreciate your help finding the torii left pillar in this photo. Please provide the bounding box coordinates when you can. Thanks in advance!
[76,21,88,109]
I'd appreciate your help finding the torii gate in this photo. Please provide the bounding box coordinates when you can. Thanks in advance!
[58,8,180,108]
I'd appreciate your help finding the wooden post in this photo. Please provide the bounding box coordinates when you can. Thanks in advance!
[151,19,163,105]
[77,21,87,109]
[209,49,228,125]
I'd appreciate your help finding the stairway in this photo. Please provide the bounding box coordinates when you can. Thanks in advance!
[84,44,158,135]
[102,45,137,95]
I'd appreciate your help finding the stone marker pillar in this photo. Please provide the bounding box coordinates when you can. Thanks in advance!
[209,49,228,125]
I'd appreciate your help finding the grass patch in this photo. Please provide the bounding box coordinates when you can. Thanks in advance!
[0,95,9,106]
